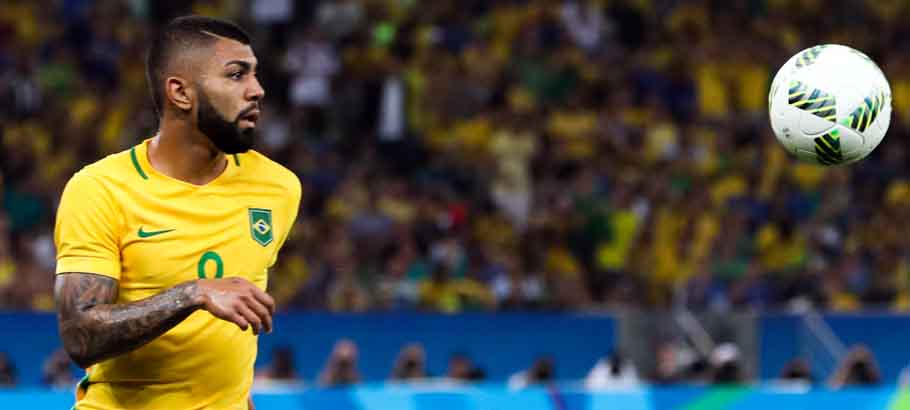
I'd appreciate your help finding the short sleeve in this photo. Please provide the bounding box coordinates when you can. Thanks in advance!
[54,173,123,279]
[268,176,302,268]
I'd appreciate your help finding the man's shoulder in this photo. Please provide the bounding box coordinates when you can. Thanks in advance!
[68,146,140,186]
[58,147,140,217]
[238,150,301,198]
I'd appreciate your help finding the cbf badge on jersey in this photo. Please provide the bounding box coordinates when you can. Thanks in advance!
[249,208,273,246]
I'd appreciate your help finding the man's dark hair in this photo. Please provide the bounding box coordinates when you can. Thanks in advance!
[146,16,251,116]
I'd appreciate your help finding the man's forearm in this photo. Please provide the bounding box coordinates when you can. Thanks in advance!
[55,273,204,368]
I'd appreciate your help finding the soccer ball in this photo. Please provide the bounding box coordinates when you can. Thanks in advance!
[768,44,891,165]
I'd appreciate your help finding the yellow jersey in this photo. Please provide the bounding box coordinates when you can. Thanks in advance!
[54,138,301,410]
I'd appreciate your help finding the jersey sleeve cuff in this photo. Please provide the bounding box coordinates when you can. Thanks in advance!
[55,257,121,280]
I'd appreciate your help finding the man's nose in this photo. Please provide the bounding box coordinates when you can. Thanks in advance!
[247,77,265,101]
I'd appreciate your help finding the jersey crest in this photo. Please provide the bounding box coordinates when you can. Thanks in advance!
[249,208,273,246]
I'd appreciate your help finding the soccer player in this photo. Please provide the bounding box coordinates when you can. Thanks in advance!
[53,16,300,410]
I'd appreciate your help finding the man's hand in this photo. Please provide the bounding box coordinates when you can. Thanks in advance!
[197,277,275,335]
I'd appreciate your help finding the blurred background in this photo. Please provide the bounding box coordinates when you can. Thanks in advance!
[3,0,910,409]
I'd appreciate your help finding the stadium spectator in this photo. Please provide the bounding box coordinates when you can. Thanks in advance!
[390,343,427,381]
[508,356,557,389]
[315,0,364,40]
[777,358,813,386]
[490,251,546,310]
[467,366,487,381]
[445,352,476,382]
[682,356,713,384]
[709,343,745,384]
[0,215,13,297]
[0,352,16,386]
[649,342,682,384]
[585,350,640,389]
[559,0,608,53]
[829,345,882,388]
[41,348,75,389]
[417,263,495,313]
[319,339,361,387]
[285,27,339,119]
[255,346,301,384]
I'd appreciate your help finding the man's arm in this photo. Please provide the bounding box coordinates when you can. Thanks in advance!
[55,273,275,368]
[55,273,201,368]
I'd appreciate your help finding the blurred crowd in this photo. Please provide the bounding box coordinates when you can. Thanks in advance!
[254,339,886,389]
[3,0,910,312]
[0,338,886,389]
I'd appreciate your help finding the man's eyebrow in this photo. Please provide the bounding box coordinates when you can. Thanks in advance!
[225,60,255,70]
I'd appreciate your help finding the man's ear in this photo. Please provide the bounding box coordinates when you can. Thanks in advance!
[165,76,194,112]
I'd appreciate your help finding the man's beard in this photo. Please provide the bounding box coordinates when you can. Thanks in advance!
[197,89,256,154]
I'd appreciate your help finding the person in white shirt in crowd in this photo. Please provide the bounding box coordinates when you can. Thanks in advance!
[585,350,640,389]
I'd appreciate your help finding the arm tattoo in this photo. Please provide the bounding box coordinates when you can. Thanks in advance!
[55,273,203,368]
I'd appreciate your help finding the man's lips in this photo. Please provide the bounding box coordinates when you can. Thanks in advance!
[239,109,260,124]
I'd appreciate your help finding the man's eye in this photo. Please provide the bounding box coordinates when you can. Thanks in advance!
[230,72,243,80]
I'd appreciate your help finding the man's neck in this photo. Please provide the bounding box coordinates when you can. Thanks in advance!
[148,118,228,186]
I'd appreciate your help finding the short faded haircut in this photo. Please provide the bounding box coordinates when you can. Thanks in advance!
[146,15,251,116]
